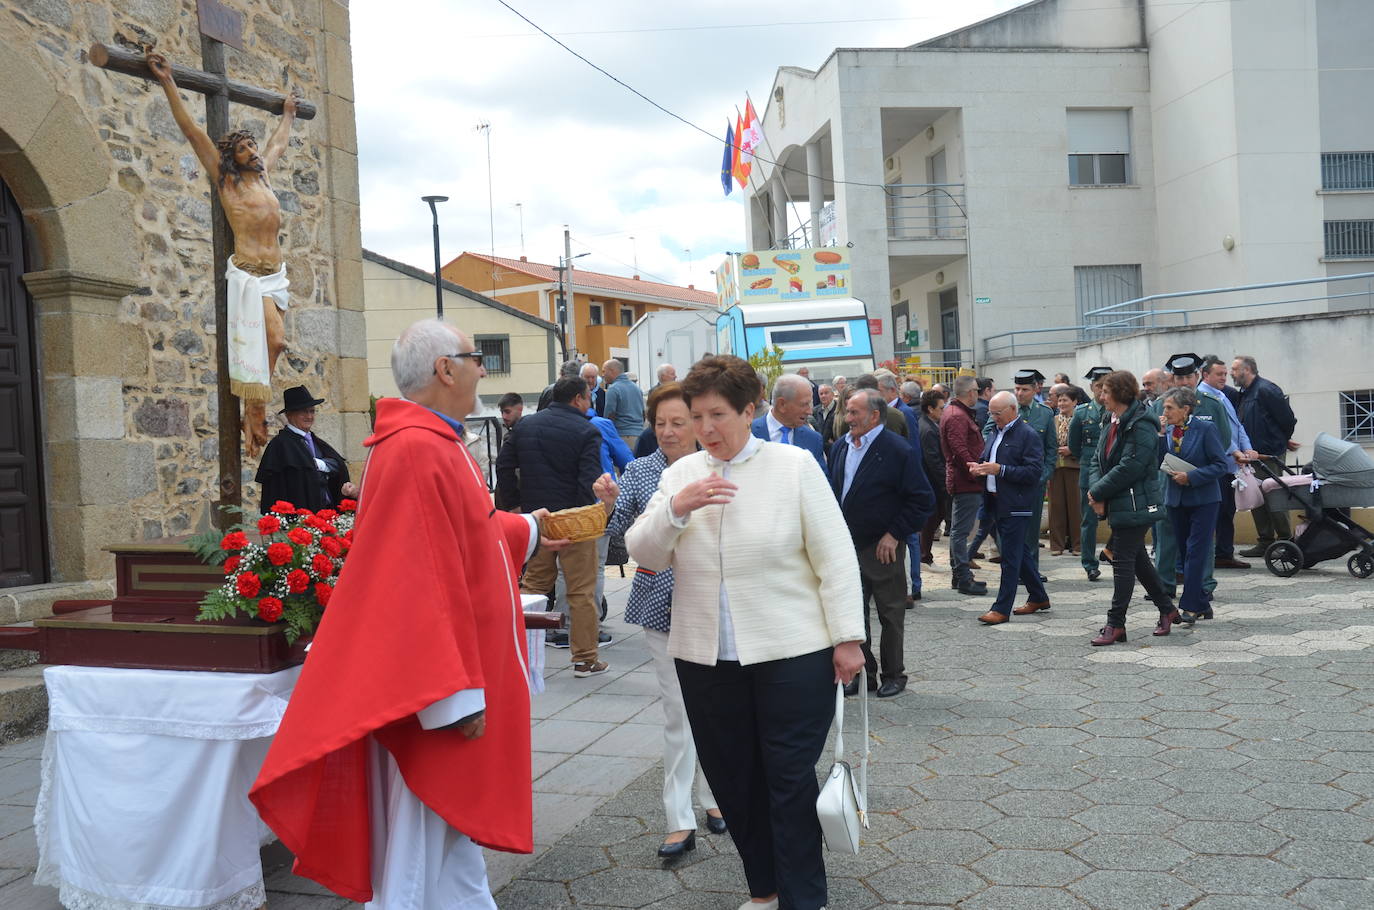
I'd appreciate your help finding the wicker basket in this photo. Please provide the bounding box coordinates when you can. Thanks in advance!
[541,503,607,543]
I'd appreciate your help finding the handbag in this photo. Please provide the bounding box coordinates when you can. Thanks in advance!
[1233,464,1263,511]
[815,669,869,854]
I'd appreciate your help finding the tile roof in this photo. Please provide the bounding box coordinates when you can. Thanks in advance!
[362,249,558,331]
[455,252,716,308]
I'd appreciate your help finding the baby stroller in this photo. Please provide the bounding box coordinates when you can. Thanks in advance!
[1250,433,1374,578]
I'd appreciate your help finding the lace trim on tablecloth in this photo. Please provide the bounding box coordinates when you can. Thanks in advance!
[46,715,284,741]
[48,879,267,910]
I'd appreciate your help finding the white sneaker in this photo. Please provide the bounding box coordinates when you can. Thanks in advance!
[738,900,778,910]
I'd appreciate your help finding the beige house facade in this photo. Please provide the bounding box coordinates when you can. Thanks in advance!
[0,0,367,600]
[363,250,557,405]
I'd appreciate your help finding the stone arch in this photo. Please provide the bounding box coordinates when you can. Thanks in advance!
[0,37,142,584]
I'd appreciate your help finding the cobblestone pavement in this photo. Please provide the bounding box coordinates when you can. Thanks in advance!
[497,546,1374,909]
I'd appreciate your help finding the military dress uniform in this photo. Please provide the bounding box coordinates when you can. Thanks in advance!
[1069,398,1106,578]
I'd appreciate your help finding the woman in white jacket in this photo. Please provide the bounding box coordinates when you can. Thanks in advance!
[625,355,864,910]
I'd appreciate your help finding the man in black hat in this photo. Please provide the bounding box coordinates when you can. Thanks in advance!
[1069,367,1113,580]
[255,385,357,513]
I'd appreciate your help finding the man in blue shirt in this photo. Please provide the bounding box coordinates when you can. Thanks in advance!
[1201,355,1256,569]
[601,358,645,449]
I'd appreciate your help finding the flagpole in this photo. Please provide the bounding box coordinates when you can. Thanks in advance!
[731,105,777,248]
[744,92,809,245]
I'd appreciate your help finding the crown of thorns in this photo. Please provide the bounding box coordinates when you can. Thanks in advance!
[217,129,257,153]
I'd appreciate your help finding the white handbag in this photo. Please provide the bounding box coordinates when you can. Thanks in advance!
[815,669,869,854]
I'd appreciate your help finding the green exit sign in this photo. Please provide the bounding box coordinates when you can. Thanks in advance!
[904,329,921,347]
[975,296,992,305]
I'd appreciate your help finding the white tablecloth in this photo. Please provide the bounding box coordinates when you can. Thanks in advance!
[34,665,301,910]
[522,593,547,694]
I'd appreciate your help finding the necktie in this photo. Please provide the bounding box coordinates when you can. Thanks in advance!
[1105,421,1118,455]
[780,426,791,445]
[302,433,318,458]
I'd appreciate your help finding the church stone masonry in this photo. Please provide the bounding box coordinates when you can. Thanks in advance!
[0,0,368,587]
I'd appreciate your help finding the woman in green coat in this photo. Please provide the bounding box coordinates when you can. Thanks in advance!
[1086,371,1180,645]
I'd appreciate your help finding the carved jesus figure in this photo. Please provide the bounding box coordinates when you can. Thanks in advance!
[147,49,296,458]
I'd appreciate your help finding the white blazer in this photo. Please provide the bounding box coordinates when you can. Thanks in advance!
[626,440,864,666]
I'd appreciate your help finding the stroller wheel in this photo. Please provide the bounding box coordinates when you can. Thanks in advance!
[1264,540,1303,578]
[1349,552,1374,579]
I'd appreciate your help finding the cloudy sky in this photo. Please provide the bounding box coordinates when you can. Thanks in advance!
[351,0,1023,292]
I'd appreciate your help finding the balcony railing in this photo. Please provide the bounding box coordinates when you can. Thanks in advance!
[1324,220,1374,259]
[981,271,1374,360]
[886,184,967,242]
[1321,152,1374,191]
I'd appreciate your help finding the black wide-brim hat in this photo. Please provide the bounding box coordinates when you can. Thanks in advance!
[280,385,326,413]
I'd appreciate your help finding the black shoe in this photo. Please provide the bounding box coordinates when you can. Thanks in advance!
[1038,574,1048,584]
[971,551,987,560]
[657,831,696,858]
[598,630,614,646]
[842,678,860,697]
[910,589,922,601]
[957,581,988,596]
[705,814,727,835]
[546,631,570,648]
[876,680,906,698]
[1238,544,1269,558]
[1087,569,1101,581]
[920,554,934,565]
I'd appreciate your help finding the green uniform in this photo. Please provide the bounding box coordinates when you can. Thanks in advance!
[1068,400,1105,574]
[1148,391,1229,597]
[988,400,1056,570]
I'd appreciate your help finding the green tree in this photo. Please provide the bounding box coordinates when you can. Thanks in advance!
[748,345,786,394]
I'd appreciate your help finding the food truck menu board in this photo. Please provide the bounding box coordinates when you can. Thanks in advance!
[716,247,852,309]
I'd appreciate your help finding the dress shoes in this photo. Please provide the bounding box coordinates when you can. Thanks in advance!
[968,560,982,570]
[977,611,1010,625]
[920,554,934,565]
[705,813,728,835]
[842,677,860,697]
[876,679,906,698]
[1013,600,1051,615]
[1099,548,1114,562]
[657,831,696,858]
[1154,610,1182,636]
[1215,557,1251,569]
[1091,625,1127,646]
[1050,549,1064,556]
[1177,608,1214,624]
[1087,568,1102,581]
[1238,543,1270,557]
[971,550,987,560]
[957,580,989,596]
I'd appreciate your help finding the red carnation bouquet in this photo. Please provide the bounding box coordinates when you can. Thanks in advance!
[193,499,358,643]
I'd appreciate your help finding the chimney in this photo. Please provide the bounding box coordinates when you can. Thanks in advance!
[633,275,640,280]
[687,284,695,290]
[519,255,527,262]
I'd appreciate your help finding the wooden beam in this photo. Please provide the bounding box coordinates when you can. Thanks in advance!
[88,43,317,120]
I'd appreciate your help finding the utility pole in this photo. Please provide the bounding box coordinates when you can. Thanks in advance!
[564,227,576,357]
[476,121,495,296]
[421,195,448,319]
[514,202,525,259]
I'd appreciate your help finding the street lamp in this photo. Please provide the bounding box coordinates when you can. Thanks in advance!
[556,251,590,362]
[421,195,448,319]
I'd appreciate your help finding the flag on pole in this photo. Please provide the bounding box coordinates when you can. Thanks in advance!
[721,121,734,196]
[741,98,762,164]
[731,112,750,188]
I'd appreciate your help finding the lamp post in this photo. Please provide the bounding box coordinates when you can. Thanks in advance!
[556,251,590,362]
[421,195,448,319]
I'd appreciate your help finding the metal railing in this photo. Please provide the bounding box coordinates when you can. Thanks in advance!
[893,347,976,371]
[982,271,1374,360]
[1321,152,1374,191]
[886,184,967,242]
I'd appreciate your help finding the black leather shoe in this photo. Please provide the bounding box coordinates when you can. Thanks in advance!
[868,673,879,692]
[705,814,727,835]
[1087,569,1101,581]
[657,831,696,858]
[876,680,906,698]
[956,580,988,596]
[842,678,860,697]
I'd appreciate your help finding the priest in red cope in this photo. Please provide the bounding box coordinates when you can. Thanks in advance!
[250,318,568,909]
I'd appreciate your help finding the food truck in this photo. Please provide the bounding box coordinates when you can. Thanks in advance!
[714,247,876,382]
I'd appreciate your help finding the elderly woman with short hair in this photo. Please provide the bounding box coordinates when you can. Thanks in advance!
[1159,386,1230,624]
[626,355,864,910]
[597,382,725,858]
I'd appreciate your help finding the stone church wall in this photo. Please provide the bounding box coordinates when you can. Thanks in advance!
[0,0,366,582]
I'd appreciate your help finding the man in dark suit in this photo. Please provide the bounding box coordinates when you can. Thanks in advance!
[1232,354,1298,555]
[829,390,934,697]
[255,385,357,513]
[878,369,920,441]
[752,373,827,474]
[811,383,838,447]
[969,392,1051,624]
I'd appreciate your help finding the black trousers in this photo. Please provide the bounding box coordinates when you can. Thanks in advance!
[1215,472,1237,559]
[677,649,835,910]
[1106,523,1176,628]
[858,541,908,683]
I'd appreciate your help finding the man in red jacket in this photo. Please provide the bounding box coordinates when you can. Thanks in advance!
[941,376,990,596]
[251,318,566,909]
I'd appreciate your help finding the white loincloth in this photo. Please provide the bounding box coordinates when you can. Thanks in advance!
[365,738,496,910]
[226,257,290,403]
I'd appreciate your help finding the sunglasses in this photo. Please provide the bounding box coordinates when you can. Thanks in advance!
[434,351,485,374]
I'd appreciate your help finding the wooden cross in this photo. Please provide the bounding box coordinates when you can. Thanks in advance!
[88,0,316,525]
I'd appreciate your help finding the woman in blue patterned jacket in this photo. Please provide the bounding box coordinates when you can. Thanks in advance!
[601,381,725,857]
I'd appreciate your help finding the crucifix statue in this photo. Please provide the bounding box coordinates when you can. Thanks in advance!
[89,2,317,519]
[145,47,294,460]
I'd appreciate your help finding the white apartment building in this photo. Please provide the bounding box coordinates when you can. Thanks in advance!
[744,0,1374,393]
